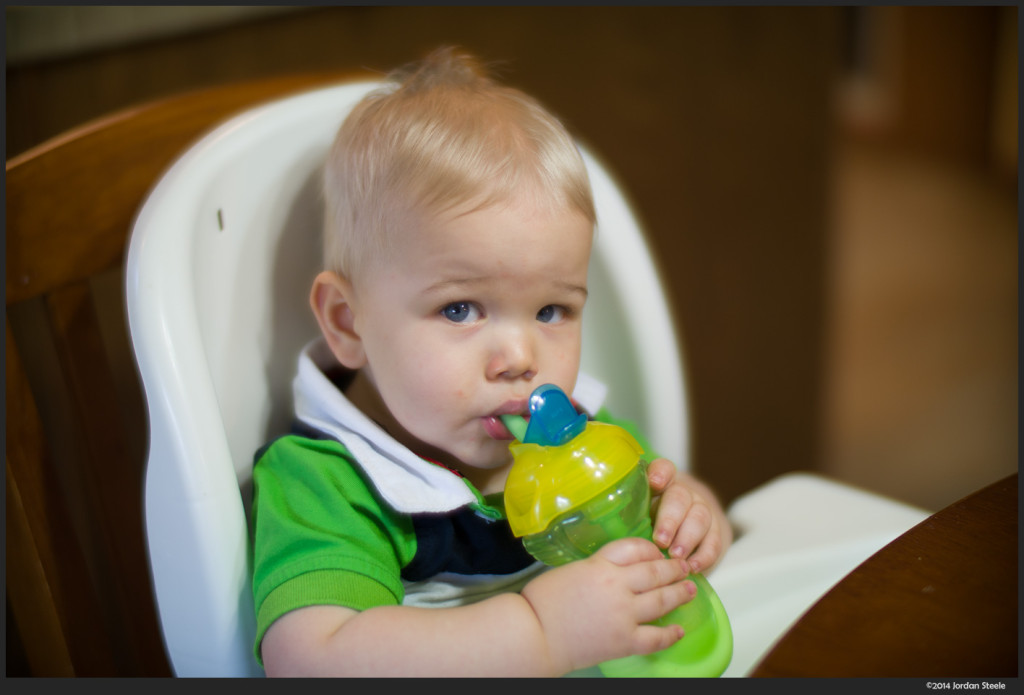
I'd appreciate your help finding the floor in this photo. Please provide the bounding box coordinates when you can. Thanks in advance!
[820,139,1017,512]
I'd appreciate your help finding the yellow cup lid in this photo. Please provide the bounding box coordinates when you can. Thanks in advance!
[504,421,645,537]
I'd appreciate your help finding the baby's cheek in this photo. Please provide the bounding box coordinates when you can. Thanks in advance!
[548,339,582,382]
[400,373,463,429]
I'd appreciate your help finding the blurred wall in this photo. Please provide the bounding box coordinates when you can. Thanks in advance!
[5,6,299,66]
[837,5,1016,173]
[824,6,1017,511]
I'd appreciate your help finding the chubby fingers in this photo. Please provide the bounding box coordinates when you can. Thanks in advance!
[595,537,691,583]
[666,495,712,559]
[595,537,694,600]
[646,458,677,495]
[648,458,694,551]
[685,511,731,574]
[649,472,729,573]
[596,535,671,566]
[649,468,701,552]
[633,575,696,625]
[631,622,686,656]
[595,537,697,632]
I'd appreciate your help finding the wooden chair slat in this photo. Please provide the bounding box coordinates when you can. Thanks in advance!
[6,462,77,677]
[5,72,358,675]
[44,282,169,675]
[5,320,119,675]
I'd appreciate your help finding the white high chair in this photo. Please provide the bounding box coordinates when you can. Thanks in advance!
[125,80,929,677]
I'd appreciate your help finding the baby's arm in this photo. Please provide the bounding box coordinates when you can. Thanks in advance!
[261,537,693,677]
[647,460,733,574]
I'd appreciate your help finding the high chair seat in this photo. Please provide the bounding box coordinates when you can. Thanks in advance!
[125,78,929,677]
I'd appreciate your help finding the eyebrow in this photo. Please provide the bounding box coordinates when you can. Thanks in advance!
[424,276,588,298]
[422,276,488,295]
[555,281,589,299]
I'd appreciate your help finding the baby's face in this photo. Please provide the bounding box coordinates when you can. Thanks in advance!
[351,195,592,488]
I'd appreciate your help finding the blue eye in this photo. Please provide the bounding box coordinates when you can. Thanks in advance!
[441,301,481,323]
[537,305,567,324]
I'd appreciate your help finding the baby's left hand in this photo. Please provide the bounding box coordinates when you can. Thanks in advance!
[646,459,733,574]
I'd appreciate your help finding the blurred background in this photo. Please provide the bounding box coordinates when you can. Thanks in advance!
[8,4,1016,503]
[6,11,1016,671]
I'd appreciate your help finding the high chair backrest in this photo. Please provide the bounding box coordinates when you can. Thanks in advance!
[125,80,688,677]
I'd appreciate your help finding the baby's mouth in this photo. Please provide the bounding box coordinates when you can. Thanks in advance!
[481,415,516,441]
[481,405,529,441]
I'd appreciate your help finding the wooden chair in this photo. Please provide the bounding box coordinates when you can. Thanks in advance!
[5,71,352,677]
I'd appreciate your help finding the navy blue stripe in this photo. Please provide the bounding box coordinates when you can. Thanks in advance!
[402,508,536,581]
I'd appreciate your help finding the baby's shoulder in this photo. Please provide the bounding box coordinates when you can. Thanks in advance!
[254,428,361,484]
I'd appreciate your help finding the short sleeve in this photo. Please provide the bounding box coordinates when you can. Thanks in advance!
[250,435,417,662]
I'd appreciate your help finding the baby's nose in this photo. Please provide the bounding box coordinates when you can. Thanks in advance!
[486,328,537,381]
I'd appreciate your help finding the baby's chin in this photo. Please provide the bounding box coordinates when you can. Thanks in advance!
[448,437,514,472]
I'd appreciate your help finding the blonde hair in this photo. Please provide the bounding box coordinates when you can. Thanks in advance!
[322,47,596,280]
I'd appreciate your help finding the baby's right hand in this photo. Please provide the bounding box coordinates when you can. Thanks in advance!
[519,537,696,674]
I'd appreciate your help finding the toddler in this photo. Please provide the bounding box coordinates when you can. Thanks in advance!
[251,47,731,677]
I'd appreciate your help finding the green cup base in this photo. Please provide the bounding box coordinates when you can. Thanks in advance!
[598,573,733,678]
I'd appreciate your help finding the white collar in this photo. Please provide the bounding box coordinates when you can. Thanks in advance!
[292,339,607,514]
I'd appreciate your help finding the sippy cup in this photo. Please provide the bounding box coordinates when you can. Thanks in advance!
[501,384,732,678]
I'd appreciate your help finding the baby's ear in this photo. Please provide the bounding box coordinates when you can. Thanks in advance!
[310,271,367,369]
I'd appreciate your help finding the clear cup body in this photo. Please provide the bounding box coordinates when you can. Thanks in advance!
[521,464,651,566]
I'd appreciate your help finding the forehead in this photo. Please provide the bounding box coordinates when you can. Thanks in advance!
[418,196,593,269]
[353,196,592,303]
